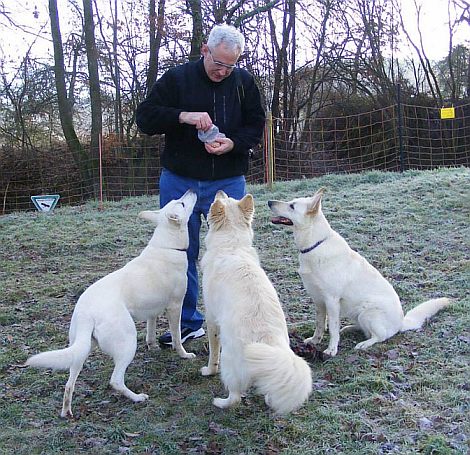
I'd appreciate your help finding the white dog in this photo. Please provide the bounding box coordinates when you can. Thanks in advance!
[200,191,312,414]
[268,188,451,357]
[26,190,197,417]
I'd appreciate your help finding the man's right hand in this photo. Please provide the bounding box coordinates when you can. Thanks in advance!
[179,112,213,131]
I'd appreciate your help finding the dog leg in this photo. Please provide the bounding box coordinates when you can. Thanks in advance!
[323,300,341,357]
[304,301,327,345]
[213,392,242,409]
[354,311,389,350]
[61,360,86,418]
[109,340,149,403]
[167,304,196,359]
[97,316,149,402]
[146,318,157,349]
[201,321,220,376]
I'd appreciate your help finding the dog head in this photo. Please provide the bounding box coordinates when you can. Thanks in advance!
[208,191,254,229]
[138,189,197,228]
[267,187,325,228]
[205,191,255,247]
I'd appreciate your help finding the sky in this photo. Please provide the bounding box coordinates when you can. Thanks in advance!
[1,0,468,64]
[399,0,468,60]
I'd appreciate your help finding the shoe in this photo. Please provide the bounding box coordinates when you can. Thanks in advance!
[158,327,205,346]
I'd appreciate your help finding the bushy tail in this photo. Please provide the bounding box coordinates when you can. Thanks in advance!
[401,298,451,332]
[245,342,312,415]
[26,317,94,370]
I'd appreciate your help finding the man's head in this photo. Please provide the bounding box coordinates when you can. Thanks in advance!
[202,24,244,83]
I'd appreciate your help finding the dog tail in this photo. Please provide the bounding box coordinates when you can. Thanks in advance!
[26,315,93,370]
[245,342,312,414]
[401,297,451,332]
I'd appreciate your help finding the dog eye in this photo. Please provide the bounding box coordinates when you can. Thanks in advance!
[289,203,295,209]
[181,202,185,208]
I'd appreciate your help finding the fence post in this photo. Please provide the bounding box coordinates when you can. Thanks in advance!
[265,111,274,187]
[396,83,405,172]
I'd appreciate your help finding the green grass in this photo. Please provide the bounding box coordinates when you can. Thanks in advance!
[1,168,469,454]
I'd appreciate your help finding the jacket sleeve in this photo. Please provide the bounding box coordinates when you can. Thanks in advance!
[135,70,183,136]
[230,71,266,155]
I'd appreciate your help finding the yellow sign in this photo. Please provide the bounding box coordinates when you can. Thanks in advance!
[440,107,455,119]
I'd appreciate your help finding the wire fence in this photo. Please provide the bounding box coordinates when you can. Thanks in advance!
[1,101,469,214]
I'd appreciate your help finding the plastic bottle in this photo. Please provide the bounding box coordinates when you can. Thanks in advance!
[198,125,226,143]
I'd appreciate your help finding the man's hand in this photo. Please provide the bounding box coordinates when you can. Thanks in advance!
[205,137,234,155]
[179,112,213,131]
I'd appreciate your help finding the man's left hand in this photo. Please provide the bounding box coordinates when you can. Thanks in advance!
[205,137,234,155]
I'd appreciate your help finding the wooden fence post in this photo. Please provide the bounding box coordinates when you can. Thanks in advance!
[265,111,274,187]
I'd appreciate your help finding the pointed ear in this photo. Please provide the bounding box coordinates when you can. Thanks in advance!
[238,193,254,223]
[215,190,228,201]
[138,210,160,224]
[166,210,182,224]
[209,199,226,229]
[307,188,325,216]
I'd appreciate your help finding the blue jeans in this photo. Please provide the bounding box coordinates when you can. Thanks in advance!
[159,168,246,331]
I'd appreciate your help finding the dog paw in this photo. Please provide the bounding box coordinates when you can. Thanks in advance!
[181,352,196,359]
[133,393,149,402]
[201,366,217,376]
[304,336,321,345]
[323,347,337,357]
[213,397,231,409]
[354,340,375,350]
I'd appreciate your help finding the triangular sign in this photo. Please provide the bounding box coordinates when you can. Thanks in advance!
[31,194,60,212]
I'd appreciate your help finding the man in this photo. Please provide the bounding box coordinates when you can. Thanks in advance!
[136,24,266,345]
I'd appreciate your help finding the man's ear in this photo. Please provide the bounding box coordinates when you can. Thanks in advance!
[138,210,160,224]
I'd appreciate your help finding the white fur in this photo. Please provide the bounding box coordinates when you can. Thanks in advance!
[200,191,312,414]
[26,190,197,417]
[268,188,451,357]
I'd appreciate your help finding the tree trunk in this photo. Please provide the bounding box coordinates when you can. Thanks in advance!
[187,0,203,61]
[48,0,91,192]
[147,0,166,94]
[82,0,102,157]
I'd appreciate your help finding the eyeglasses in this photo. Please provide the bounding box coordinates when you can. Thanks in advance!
[207,49,238,71]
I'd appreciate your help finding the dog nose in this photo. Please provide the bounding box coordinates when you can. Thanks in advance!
[267,201,273,208]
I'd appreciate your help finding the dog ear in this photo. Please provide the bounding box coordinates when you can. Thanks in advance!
[209,199,226,229]
[166,212,182,224]
[307,188,324,216]
[215,190,228,200]
[238,194,254,222]
[138,210,160,224]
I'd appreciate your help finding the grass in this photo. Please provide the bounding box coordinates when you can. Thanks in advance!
[0,168,469,454]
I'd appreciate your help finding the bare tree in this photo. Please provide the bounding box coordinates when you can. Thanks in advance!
[147,0,166,93]
[48,0,90,185]
[83,0,102,163]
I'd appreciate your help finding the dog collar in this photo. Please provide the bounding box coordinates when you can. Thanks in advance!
[300,238,326,254]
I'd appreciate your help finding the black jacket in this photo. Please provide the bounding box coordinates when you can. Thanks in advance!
[136,58,265,180]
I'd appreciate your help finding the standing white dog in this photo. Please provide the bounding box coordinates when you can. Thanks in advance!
[26,190,197,417]
[268,188,451,357]
[200,191,312,414]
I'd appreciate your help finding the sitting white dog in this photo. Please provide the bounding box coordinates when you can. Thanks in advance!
[26,190,197,417]
[268,188,451,357]
[200,191,312,414]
